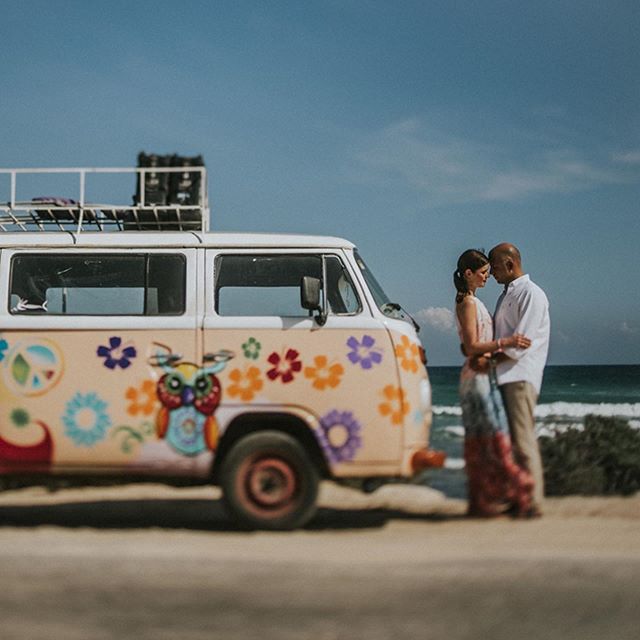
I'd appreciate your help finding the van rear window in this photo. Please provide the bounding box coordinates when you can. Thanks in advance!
[9,253,185,316]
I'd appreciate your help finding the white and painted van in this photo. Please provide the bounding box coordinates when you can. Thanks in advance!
[0,167,441,529]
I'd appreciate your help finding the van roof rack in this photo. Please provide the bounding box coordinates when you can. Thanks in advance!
[0,167,209,233]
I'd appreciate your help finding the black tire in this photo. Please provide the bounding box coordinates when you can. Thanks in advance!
[219,430,319,530]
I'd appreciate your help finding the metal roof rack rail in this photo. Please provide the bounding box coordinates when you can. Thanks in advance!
[0,167,209,233]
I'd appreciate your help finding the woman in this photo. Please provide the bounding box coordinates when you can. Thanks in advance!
[454,249,534,517]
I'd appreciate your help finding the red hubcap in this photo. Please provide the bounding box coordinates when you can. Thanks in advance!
[244,457,297,510]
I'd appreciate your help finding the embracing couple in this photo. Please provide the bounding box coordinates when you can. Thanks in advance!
[454,243,550,518]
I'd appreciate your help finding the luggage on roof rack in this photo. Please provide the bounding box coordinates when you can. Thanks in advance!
[0,165,209,233]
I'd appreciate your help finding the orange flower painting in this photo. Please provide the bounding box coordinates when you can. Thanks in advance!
[227,366,263,401]
[378,384,409,426]
[304,355,344,391]
[125,379,158,417]
[395,335,419,374]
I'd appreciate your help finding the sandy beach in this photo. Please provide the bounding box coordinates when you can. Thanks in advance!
[1,482,639,639]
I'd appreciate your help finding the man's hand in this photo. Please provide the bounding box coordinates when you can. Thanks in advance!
[469,355,490,373]
[493,352,509,364]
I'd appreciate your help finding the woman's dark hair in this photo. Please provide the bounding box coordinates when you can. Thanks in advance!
[453,249,489,304]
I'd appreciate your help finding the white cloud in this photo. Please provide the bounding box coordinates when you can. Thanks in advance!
[414,306,456,332]
[612,151,640,164]
[350,118,637,206]
[621,321,637,334]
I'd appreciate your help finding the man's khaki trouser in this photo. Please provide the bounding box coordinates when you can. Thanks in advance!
[499,381,544,510]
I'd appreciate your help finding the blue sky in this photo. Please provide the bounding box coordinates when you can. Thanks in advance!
[1,1,638,365]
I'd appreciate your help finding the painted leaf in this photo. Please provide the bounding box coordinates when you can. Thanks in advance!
[12,353,30,386]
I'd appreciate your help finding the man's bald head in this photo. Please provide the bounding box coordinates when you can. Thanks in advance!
[489,243,521,265]
[489,243,524,285]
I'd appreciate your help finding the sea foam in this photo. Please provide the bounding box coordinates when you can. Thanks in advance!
[433,402,640,420]
[444,457,465,470]
[535,401,640,419]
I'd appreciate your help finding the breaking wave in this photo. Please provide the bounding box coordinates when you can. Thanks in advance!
[433,402,640,420]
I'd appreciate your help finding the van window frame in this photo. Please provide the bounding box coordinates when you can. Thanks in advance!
[0,247,198,331]
[8,251,187,317]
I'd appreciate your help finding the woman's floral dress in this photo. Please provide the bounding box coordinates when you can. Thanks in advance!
[457,296,533,517]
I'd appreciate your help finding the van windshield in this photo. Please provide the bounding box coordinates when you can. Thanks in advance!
[354,250,419,330]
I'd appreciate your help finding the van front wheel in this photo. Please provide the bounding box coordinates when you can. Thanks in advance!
[220,431,319,530]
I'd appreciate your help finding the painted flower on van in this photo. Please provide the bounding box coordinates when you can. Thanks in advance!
[241,337,262,360]
[378,385,409,426]
[63,392,111,446]
[266,348,302,384]
[317,409,362,463]
[0,338,8,363]
[125,380,158,417]
[346,335,383,370]
[304,355,344,391]
[395,335,420,374]
[227,365,263,401]
[97,336,137,370]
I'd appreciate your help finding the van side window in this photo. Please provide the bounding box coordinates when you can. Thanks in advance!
[9,253,186,316]
[215,254,322,316]
[214,254,360,317]
[325,255,361,315]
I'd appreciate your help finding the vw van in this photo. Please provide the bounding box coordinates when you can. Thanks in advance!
[0,166,441,529]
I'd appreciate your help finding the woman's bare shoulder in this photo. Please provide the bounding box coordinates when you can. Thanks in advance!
[456,295,476,318]
[457,295,476,309]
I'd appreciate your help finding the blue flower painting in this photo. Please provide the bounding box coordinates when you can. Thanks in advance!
[97,336,137,370]
[63,392,111,446]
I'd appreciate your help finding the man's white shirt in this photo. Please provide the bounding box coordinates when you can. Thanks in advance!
[493,274,550,395]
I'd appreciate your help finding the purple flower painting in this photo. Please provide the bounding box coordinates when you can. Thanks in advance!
[346,335,383,370]
[317,409,362,463]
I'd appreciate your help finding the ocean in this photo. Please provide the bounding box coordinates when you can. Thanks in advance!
[422,364,640,498]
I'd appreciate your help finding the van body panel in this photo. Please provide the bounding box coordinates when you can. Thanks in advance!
[0,248,203,476]
[385,321,433,475]
[202,325,402,470]
[0,329,205,475]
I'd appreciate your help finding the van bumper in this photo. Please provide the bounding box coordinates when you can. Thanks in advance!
[410,448,446,472]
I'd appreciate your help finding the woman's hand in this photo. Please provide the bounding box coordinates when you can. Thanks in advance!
[504,333,531,349]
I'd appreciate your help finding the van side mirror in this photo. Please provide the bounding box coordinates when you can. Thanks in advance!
[300,276,326,326]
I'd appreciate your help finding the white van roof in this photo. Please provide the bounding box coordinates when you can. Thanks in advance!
[0,231,356,250]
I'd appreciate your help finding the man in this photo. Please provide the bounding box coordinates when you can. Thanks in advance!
[489,243,550,516]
